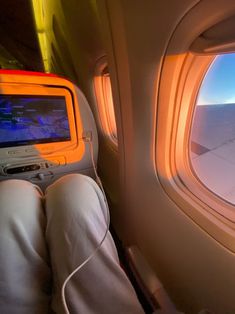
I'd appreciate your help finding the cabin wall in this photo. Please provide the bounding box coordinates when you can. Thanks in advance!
[96,1,235,313]
[30,0,235,312]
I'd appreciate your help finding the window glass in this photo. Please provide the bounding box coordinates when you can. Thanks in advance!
[190,53,235,204]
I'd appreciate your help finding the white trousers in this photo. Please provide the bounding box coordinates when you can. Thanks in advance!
[0,174,144,314]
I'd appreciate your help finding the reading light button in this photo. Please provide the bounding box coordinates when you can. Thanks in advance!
[25,149,36,154]
[8,150,21,155]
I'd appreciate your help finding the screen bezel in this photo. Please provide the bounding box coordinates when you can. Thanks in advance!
[0,83,78,156]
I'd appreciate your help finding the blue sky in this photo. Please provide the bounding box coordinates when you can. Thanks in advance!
[198,53,235,105]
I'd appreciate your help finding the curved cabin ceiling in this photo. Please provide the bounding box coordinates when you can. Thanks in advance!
[30,0,105,84]
[0,0,105,91]
[0,0,43,71]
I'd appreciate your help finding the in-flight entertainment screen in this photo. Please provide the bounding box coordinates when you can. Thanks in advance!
[0,95,71,148]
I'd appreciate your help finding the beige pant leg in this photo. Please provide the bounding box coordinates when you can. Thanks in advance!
[45,174,144,314]
[0,179,52,314]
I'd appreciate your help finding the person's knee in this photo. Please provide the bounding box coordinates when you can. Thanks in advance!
[46,173,98,194]
[46,174,100,204]
[0,179,43,224]
[45,174,106,228]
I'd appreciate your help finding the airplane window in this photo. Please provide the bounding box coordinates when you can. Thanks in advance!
[94,67,117,144]
[190,53,235,204]
[102,72,117,140]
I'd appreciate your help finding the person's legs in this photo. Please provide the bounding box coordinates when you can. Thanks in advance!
[0,179,52,314]
[45,174,144,314]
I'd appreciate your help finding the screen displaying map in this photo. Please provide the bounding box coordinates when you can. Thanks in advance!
[0,95,71,148]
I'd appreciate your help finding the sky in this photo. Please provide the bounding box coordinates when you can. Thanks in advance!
[198,53,235,105]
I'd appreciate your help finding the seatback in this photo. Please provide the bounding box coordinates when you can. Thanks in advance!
[0,70,98,189]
